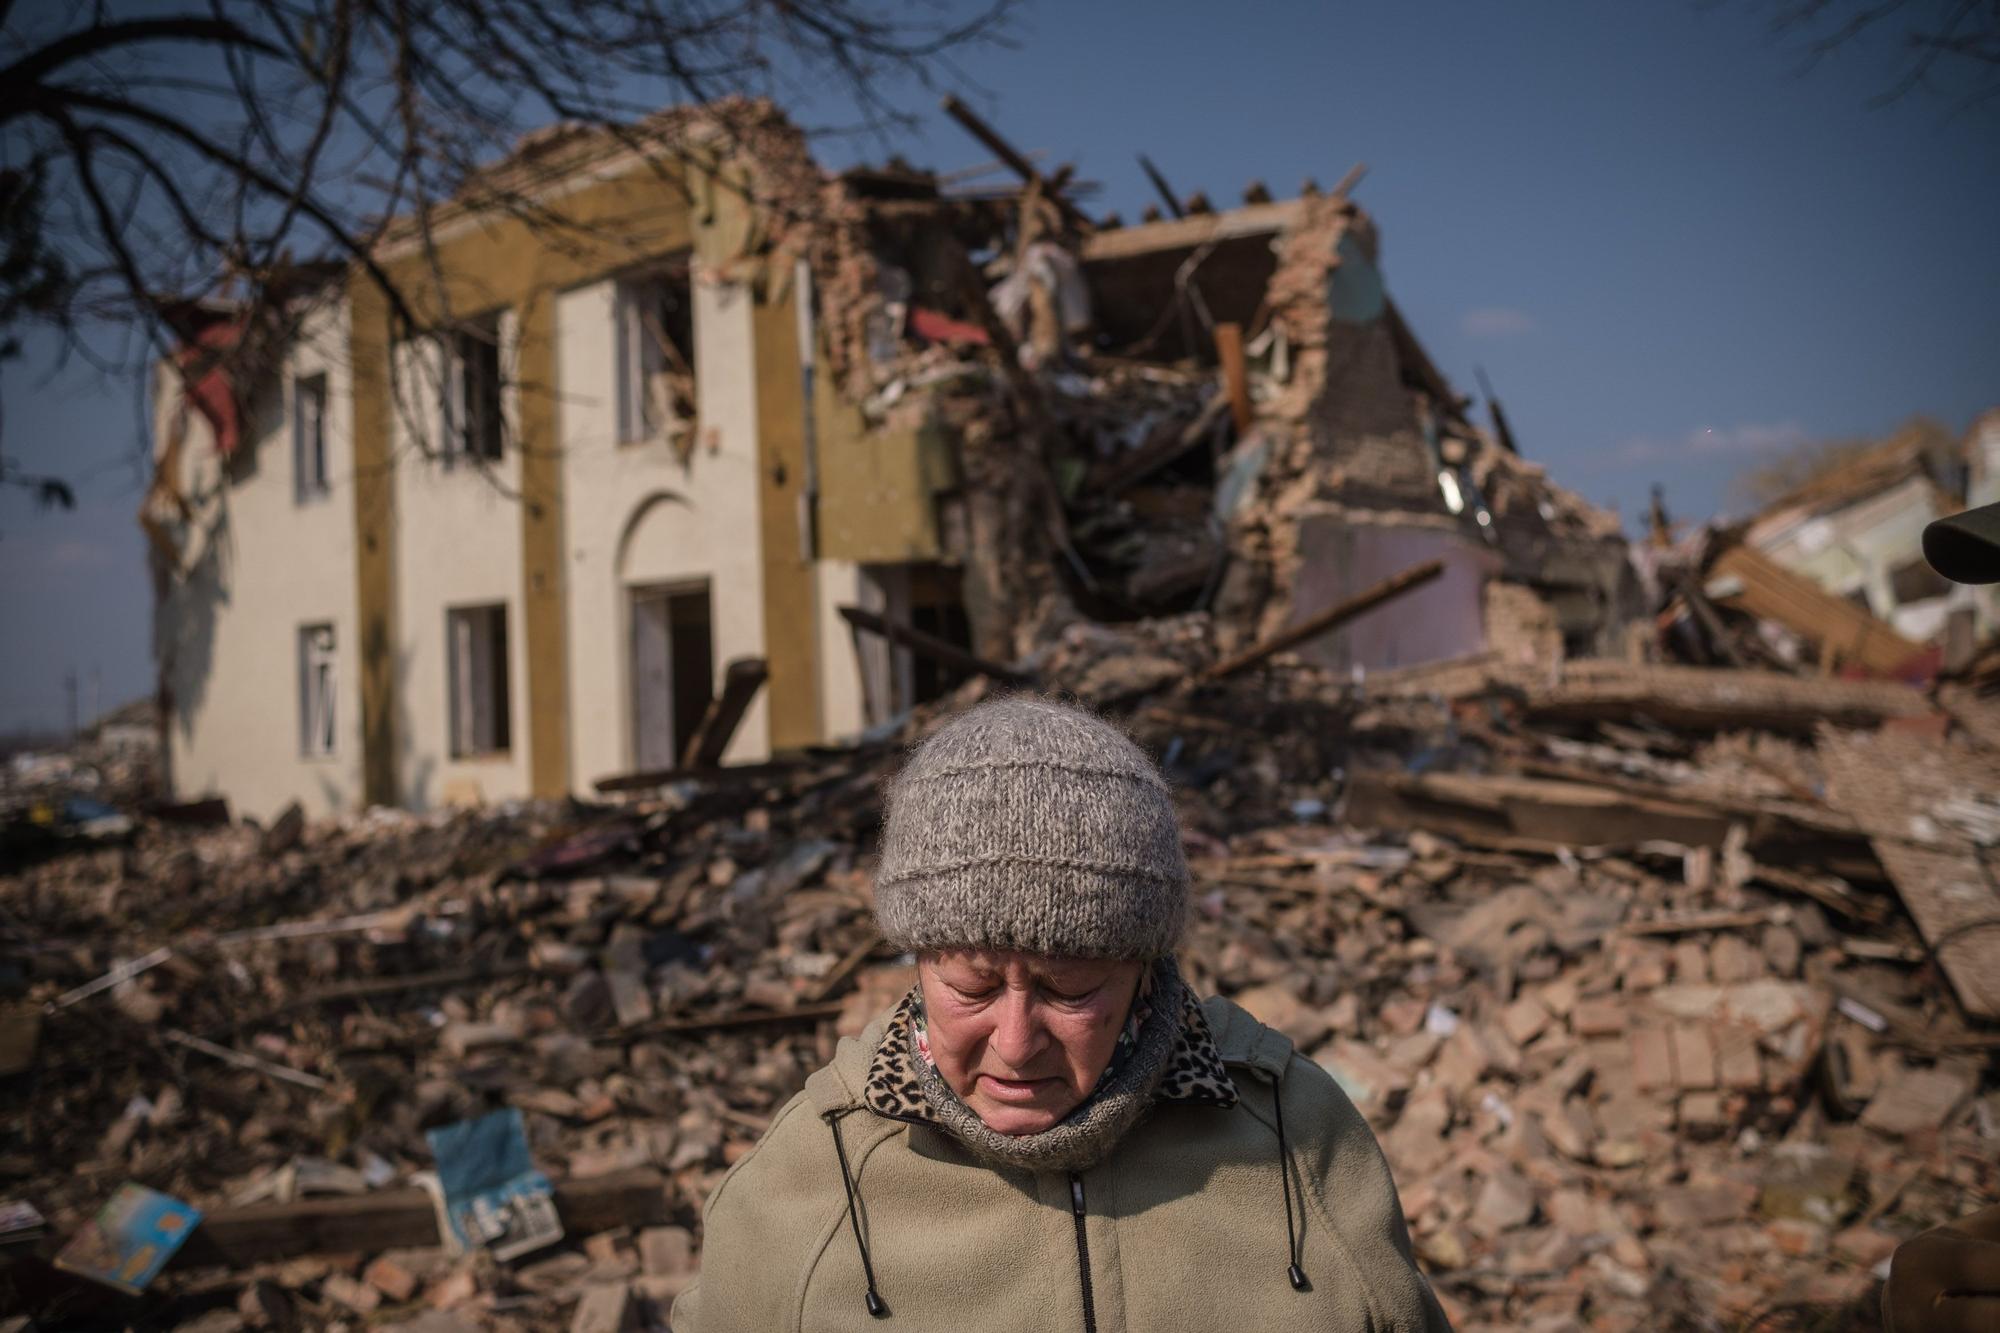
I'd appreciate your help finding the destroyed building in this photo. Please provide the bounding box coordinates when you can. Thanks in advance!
[1629,413,2000,684]
[1733,414,2000,650]
[145,99,1638,822]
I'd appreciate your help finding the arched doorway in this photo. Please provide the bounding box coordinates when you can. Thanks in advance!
[614,492,714,771]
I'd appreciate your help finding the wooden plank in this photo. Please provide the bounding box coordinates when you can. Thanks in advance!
[610,1001,847,1043]
[1077,199,1302,264]
[300,963,532,1006]
[806,933,888,1004]
[1214,322,1251,434]
[1201,559,1444,682]
[1136,153,1185,219]
[939,96,1093,234]
[1346,771,1734,851]
[1818,729,2000,1020]
[1525,662,1929,734]
[173,1169,668,1268]
[1707,544,1923,676]
[1751,862,1887,923]
[595,755,810,796]
[1620,910,1779,937]
[837,605,1033,686]
[680,657,768,769]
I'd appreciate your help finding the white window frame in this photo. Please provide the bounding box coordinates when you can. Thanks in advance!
[447,604,510,757]
[614,271,695,444]
[293,372,329,502]
[440,318,503,463]
[298,623,337,757]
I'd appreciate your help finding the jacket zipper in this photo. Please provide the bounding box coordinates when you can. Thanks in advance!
[1069,1173,1098,1333]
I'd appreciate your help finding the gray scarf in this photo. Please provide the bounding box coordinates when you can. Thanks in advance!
[912,956,1186,1175]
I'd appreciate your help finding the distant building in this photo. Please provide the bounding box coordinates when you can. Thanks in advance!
[85,698,160,755]
[1741,416,2000,646]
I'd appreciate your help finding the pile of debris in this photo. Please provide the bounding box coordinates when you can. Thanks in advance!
[4,629,1998,1330]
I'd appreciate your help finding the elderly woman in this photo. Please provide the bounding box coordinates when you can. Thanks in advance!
[673,696,1450,1331]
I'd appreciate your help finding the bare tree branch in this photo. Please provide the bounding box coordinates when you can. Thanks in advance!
[1744,0,2000,106]
[0,0,1017,498]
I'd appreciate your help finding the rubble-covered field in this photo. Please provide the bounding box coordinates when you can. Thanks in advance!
[4,635,1997,1332]
[9,97,2000,1333]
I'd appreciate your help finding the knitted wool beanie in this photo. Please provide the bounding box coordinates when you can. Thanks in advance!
[874,694,1189,960]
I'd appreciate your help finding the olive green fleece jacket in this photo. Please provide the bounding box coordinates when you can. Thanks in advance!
[671,995,1452,1332]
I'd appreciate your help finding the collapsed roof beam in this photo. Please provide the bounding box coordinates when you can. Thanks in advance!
[1476,367,1522,457]
[838,605,1034,687]
[940,95,1094,234]
[1136,154,1186,219]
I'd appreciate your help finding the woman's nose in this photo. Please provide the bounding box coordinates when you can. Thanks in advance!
[987,990,1046,1070]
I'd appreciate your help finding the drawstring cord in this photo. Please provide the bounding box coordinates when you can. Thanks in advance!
[827,1072,1303,1310]
[1272,1077,1310,1292]
[827,1113,889,1317]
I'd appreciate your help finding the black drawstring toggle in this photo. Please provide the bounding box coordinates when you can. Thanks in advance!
[1272,1076,1311,1293]
[827,1113,890,1318]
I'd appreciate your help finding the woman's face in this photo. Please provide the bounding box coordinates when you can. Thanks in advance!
[918,949,1145,1136]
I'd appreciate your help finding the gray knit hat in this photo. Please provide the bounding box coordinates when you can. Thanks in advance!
[874,695,1188,959]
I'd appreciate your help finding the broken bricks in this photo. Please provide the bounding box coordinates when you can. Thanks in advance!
[3,601,1996,1333]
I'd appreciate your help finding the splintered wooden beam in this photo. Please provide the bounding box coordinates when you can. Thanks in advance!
[594,756,810,796]
[680,657,768,769]
[838,605,1033,686]
[1200,559,1446,682]
[1214,322,1252,434]
[1136,153,1185,219]
[941,95,1093,233]
[173,1169,669,1268]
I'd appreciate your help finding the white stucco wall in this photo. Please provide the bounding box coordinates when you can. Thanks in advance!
[157,294,365,821]
[1757,475,1939,615]
[388,313,533,810]
[557,265,771,795]
[813,558,869,743]
[1969,413,2000,509]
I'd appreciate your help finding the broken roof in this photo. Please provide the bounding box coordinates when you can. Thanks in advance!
[1750,420,1963,533]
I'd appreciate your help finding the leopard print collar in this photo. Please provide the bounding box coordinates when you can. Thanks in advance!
[861,967,1239,1130]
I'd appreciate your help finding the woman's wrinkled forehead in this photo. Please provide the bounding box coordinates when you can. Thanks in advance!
[923,948,1132,986]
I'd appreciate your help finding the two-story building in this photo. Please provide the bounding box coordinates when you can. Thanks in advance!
[150,107,945,818]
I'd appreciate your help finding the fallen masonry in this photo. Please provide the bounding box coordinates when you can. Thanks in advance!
[3,635,1998,1331]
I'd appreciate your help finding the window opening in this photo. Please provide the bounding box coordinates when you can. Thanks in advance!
[447,604,511,755]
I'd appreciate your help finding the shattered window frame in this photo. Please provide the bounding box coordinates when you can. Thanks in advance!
[297,623,337,758]
[291,372,330,503]
[614,264,697,447]
[440,314,505,465]
[447,603,512,758]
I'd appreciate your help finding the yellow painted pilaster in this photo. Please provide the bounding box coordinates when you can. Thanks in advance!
[752,282,821,750]
[348,281,397,806]
[346,159,697,802]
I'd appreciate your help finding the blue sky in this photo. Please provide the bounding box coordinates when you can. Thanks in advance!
[3,1,1995,732]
